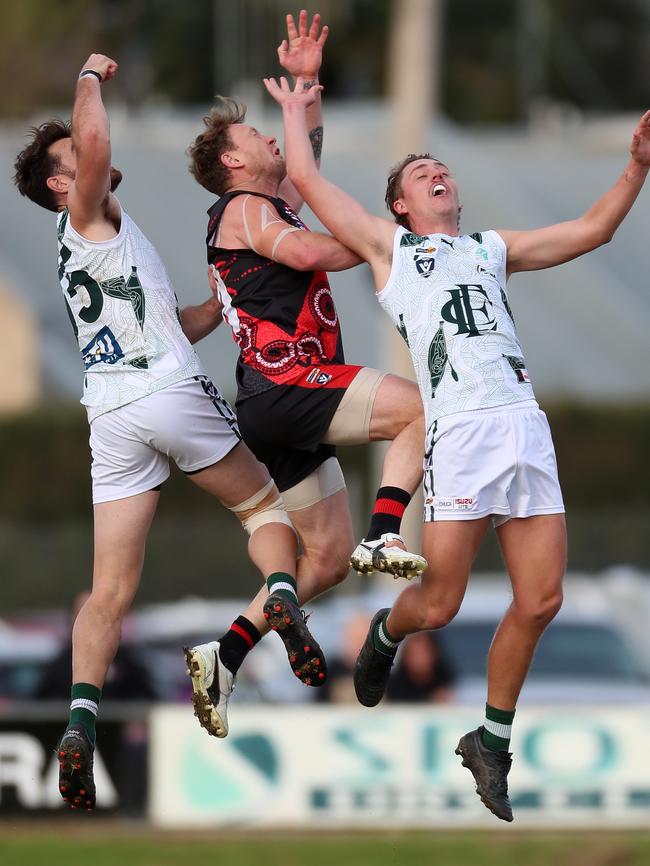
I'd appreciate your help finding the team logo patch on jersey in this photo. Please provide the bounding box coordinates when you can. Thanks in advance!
[475,247,489,261]
[400,232,429,247]
[306,368,333,386]
[415,256,436,277]
[81,326,124,368]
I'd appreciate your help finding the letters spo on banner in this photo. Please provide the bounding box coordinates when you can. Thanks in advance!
[149,706,650,830]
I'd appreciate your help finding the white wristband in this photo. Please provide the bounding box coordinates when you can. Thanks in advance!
[79,69,102,83]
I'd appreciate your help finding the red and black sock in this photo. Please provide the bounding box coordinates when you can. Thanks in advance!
[365,486,412,541]
[218,616,261,675]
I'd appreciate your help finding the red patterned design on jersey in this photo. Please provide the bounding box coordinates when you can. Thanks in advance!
[206,191,346,397]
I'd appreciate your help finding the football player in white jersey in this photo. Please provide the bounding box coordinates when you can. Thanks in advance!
[13,53,329,811]
[265,75,650,822]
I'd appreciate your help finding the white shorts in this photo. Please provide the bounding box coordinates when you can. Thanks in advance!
[423,400,564,525]
[89,376,241,504]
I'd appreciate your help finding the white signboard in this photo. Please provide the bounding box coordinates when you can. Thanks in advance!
[149,706,650,828]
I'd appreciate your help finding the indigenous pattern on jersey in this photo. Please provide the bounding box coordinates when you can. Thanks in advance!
[206,191,347,403]
[57,205,204,421]
[377,227,535,426]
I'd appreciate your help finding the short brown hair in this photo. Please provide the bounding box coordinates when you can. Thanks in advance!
[14,119,72,212]
[188,97,247,196]
[385,152,437,230]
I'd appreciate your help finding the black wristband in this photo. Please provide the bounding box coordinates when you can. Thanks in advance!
[79,69,102,83]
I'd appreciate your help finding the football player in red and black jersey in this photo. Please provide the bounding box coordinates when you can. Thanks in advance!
[185,11,426,736]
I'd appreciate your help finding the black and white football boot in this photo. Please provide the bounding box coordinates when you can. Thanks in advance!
[350,533,427,580]
[184,640,234,738]
[455,726,514,822]
[57,723,96,811]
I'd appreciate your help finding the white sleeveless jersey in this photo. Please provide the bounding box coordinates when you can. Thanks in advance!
[378,227,535,426]
[57,205,205,421]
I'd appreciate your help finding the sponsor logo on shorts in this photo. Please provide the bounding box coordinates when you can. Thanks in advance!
[81,326,124,368]
[306,367,333,386]
[433,498,453,510]
[433,496,475,511]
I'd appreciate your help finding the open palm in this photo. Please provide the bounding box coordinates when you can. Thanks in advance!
[278,10,328,79]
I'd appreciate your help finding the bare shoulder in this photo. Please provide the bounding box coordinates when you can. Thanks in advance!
[217,194,257,248]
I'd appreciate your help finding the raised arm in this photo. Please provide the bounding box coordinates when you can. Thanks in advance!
[231,192,362,271]
[265,76,396,288]
[502,110,650,276]
[67,54,119,234]
[276,10,328,212]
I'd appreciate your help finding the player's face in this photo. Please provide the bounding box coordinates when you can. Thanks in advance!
[397,159,460,227]
[227,123,285,179]
[48,137,123,195]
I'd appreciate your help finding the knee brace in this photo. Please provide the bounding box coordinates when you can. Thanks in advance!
[229,479,295,536]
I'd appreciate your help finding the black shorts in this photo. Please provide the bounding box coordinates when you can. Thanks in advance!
[236,384,347,492]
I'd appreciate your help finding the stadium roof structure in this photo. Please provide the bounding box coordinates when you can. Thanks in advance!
[1,104,648,404]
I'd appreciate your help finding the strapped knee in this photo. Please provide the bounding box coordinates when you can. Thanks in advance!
[229,479,295,536]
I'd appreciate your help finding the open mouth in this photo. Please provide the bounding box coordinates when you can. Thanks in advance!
[432,183,447,197]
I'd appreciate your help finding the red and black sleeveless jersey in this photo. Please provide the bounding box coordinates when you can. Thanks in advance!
[206,190,345,402]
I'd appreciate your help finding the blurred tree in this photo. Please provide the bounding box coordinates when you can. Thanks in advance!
[546,0,648,112]
[0,0,100,116]
[0,1,648,120]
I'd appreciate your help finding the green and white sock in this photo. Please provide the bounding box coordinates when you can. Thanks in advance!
[482,703,515,752]
[372,612,401,657]
[266,571,298,603]
[68,682,101,744]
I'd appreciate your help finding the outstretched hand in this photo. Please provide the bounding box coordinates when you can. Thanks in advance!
[630,110,650,167]
[278,10,328,79]
[264,76,323,109]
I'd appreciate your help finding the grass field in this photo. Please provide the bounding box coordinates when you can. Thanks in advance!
[2,830,650,866]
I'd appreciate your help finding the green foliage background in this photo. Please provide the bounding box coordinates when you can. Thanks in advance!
[1,0,647,120]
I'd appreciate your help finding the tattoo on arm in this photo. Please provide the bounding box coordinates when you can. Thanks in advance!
[309,126,323,163]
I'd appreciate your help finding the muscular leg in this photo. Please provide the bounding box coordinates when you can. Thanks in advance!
[386,518,490,638]
[184,443,326,736]
[72,490,159,686]
[368,374,424,494]
[188,441,298,622]
[239,487,355,626]
[451,515,565,824]
[325,371,426,577]
[487,514,566,709]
